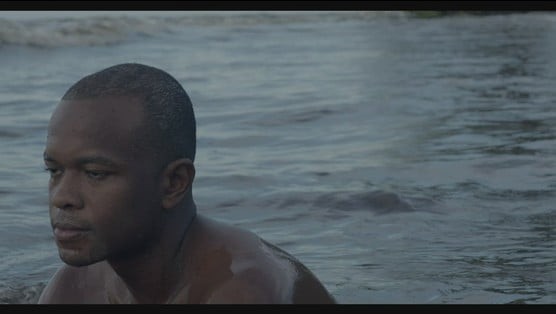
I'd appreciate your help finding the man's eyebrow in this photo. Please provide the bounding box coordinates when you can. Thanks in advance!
[43,153,50,160]
[43,153,119,167]
[43,152,56,162]
[75,156,120,167]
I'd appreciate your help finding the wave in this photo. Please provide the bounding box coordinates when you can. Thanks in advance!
[0,281,44,304]
[253,189,445,215]
[0,15,171,47]
[0,11,408,48]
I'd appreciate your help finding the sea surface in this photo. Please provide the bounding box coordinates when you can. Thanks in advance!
[0,11,554,304]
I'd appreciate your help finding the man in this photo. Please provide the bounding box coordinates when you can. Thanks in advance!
[38,63,336,304]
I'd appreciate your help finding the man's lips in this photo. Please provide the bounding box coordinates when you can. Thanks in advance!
[53,224,90,242]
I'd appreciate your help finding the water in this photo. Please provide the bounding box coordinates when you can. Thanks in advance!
[0,11,554,304]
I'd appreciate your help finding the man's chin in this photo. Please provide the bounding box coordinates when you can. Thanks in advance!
[58,248,102,267]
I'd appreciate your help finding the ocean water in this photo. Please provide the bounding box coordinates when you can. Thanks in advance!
[0,11,554,304]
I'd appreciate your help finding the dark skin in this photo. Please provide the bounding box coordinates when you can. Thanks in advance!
[38,95,336,304]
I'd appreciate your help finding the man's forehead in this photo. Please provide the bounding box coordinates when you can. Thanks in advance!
[50,95,146,129]
[55,94,144,113]
[47,95,149,151]
[46,97,152,162]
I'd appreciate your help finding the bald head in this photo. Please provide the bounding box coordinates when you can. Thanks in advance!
[61,63,196,165]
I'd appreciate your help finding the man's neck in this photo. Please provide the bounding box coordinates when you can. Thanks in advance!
[107,201,197,303]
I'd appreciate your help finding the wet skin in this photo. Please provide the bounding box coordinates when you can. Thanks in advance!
[38,96,336,303]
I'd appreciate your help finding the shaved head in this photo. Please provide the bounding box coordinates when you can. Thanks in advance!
[61,63,196,165]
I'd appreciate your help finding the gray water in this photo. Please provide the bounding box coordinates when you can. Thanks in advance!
[0,11,554,304]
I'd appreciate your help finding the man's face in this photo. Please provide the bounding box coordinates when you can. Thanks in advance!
[44,95,162,266]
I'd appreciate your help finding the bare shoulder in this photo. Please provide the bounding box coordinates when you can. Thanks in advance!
[262,240,337,304]
[189,216,336,304]
[37,262,107,304]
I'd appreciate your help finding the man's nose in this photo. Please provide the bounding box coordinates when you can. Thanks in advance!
[50,172,84,210]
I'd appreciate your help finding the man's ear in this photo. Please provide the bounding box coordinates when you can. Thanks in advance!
[160,158,195,209]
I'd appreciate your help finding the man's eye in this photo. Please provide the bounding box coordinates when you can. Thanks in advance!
[44,167,61,177]
[85,170,108,180]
